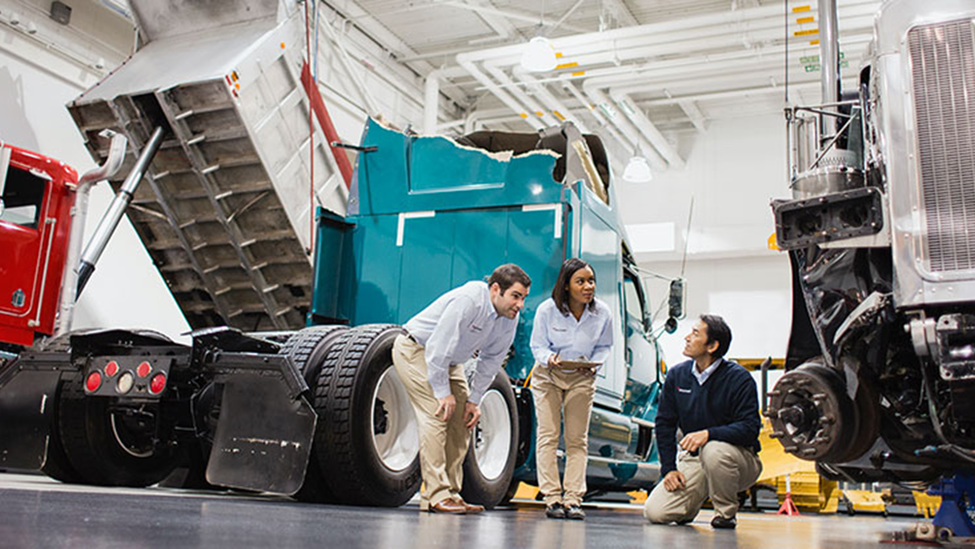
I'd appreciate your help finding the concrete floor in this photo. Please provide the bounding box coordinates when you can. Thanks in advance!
[0,473,932,549]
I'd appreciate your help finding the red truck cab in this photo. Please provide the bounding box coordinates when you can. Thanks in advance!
[0,144,77,346]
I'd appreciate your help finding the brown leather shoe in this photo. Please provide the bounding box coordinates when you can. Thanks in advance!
[428,498,468,514]
[459,499,485,514]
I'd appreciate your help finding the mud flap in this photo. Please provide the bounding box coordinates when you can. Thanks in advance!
[204,353,316,496]
[0,369,61,470]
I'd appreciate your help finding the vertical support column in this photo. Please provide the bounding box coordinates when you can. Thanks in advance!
[424,69,440,135]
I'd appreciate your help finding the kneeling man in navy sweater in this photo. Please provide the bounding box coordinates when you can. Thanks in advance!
[644,314,761,529]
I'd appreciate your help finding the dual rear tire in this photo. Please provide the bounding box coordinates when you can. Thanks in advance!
[291,324,519,508]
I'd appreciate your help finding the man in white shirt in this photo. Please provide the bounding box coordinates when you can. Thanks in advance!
[392,263,530,514]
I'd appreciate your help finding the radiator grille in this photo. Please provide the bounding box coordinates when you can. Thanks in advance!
[909,19,975,273]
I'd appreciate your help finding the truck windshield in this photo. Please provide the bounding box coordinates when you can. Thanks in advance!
[0,166,46,229]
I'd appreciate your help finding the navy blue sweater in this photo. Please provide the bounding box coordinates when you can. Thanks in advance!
[656,358,761,476]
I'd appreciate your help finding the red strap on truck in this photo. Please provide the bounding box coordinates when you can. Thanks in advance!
[300,61,354,189]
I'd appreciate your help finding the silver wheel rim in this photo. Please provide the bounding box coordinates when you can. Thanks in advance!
[370,366,419,472]
[474,389,511,481]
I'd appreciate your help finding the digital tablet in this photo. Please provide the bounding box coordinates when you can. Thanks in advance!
[557,360,601,370]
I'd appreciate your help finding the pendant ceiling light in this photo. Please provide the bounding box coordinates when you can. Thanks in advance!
[520,36,557,72]
[623,155,653,183]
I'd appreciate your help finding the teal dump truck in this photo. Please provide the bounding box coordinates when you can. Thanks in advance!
[307,119,668,505]
[0,0,670,508]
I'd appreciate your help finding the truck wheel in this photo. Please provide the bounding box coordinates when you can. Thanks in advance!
[26,335,82,482]
[40,380,82,483]
[461,372,519,509]
[279,325,349,503]
[311,325,421,507]
[58,375,178,487]
[497,478,521,507]
[279,325,350,387]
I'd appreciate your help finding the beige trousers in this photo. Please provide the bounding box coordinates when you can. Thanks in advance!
[531,365,596,506]
[644,440,762,523]
[392,334,471,508]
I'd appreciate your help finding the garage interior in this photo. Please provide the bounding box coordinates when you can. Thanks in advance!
[0,0,972,546]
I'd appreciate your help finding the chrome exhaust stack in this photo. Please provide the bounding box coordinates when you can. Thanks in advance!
[54,130,128,337]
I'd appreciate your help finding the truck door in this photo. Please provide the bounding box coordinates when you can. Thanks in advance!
[0,162,51,345]
[622,272,658,389]
[579,210,625,403]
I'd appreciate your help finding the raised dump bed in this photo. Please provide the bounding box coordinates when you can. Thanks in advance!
[67,0,347,330]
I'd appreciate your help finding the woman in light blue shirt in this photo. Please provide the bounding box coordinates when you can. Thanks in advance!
[530,258,614,520]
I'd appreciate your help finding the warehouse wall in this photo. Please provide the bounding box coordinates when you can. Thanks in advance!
[644,255,791,367]
[624,113,794,365]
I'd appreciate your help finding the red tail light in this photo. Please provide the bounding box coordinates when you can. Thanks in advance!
[85,371,102,392]
[105,361,119,377]
[136,362,152,378]
[149,373,167,395]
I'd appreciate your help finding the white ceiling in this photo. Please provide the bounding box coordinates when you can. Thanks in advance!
[321,0,881,171]
[4,0,881,171]
[1,0,883,262]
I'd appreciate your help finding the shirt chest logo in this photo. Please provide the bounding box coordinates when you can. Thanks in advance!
[677,387,692,394]
[469,323,483,333]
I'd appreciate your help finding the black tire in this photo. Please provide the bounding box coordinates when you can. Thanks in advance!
[165,381,220,490]
[33,336,81,483]
[460,372,519,509]
[837,374,881,463]
[279,326,349,503]
[311,325,421,507]
[40,379,82,483]
[279,325,350,388]
[58,375,178,487]
[496,477,521,507]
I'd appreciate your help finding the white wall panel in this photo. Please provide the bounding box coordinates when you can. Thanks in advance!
[645,254,792,367]
[627,113,794,365]
[0,47,191,341]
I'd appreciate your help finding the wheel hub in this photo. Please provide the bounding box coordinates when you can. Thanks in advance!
[109,406,160,459]
[369,366,419,472]
[767,363,856,461]
[373,398,389,436]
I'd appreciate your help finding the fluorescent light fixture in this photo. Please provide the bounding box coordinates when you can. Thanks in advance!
[520,37,557,73]
[622,156,653,183]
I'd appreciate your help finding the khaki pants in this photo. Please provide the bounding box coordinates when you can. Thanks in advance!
[644,440,762,523]
[392,334,471,508]
[531,365,596,506]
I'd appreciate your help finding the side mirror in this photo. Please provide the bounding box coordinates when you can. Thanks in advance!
[668,279,685,319]
[663,317,678,334]
[663,279,685,333]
